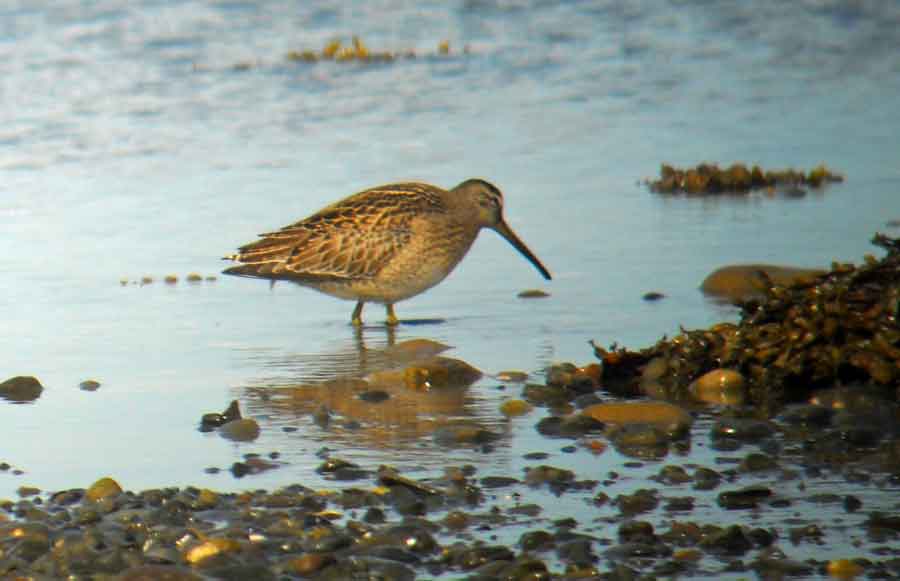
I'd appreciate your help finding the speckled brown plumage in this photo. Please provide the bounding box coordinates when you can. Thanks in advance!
[223,179,551,326]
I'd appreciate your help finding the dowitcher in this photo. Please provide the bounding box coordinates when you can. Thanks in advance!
[223,179,551,326]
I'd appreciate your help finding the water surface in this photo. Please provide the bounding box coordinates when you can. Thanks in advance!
[2,1,899,558]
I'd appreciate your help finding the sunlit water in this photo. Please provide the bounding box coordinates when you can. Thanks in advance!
[2,0,900,569]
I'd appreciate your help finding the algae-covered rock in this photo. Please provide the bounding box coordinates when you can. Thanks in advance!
[0,376,44,402]
[592,234,900,411]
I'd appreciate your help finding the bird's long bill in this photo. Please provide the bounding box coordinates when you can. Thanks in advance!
[494,219,552,280]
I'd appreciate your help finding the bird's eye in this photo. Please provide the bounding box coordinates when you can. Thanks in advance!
[480,196,498,210]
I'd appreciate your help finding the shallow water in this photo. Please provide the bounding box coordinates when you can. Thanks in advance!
[2,0,900,571]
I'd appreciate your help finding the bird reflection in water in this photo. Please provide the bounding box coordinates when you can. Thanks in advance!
[235,325,509,451]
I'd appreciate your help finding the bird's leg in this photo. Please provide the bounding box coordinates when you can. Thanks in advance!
[385,304,399,326]
[351,301,364,326]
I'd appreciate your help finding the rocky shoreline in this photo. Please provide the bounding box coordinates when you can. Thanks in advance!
[2,236,899,580]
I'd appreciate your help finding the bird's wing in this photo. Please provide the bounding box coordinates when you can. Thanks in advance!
[224,184,446,281]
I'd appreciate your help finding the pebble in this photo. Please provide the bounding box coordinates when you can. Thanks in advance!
[79,379,101,391]
[699,525,753,555]
[500,399,533,417]
[524,465,574,488]
[535,414,604,438]
[614,489,659,515]
[496,370,529,382]
[433,425,499,446]
[711,417,775,441]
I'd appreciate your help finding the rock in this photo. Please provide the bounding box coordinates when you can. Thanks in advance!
[826,559,865,579]
[480,476,520,489]
[0,376,44,402]
[717,485,772,510]
[618,521,656,544]
[200,400,242,431]
[557,538,596,566]
[379,468,443,497]
[185,537,242,565]
[86,477,123,502]
[314,556,415,581]
[517,289,550,299]
[450,544,515,569]
[367,357,481,390]
[118,565,202,581]
[359,390,390,403]
[496,370,529,382]
[433,425,499,446]
[283,553,336,576]
[738,452,778,472]
[500,399,533,417]
[381,339,451,361]
[524,465,575,488]
[608,424,671,452]
[692,467,722,490]
[690,369,746,406]
[750,548,814,576]
[699,525,753,555]
[443,511,470,530]
[700,264,824,302]
[711,418,775,441]
[519,530,555,552]
[218,418,260,442]
[582,402,692,438]
[614,489,659,515]
[536,414,604,438]
[317,458,367,480]
[778,404,834,427]
[664,497,695,512]
[655,465,692,485]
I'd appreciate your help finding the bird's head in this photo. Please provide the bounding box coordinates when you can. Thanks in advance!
[451,178,552,281]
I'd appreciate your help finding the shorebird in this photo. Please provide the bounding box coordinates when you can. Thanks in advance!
[223,179,551,326]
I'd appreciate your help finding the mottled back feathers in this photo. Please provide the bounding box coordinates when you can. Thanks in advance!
[223,183,447,282]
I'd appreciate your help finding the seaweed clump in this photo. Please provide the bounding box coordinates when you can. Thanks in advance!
[592,234,900,415]
[646,163,843,195]
[285,37,458,64]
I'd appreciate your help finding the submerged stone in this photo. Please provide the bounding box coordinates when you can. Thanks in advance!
[500,399,533,417]
[218,418,261,442]
[79,379,101,391]
[583,402,692,438]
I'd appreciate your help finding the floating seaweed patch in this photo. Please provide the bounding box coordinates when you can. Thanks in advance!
[285,37,462,65]
[645,163,843,195]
